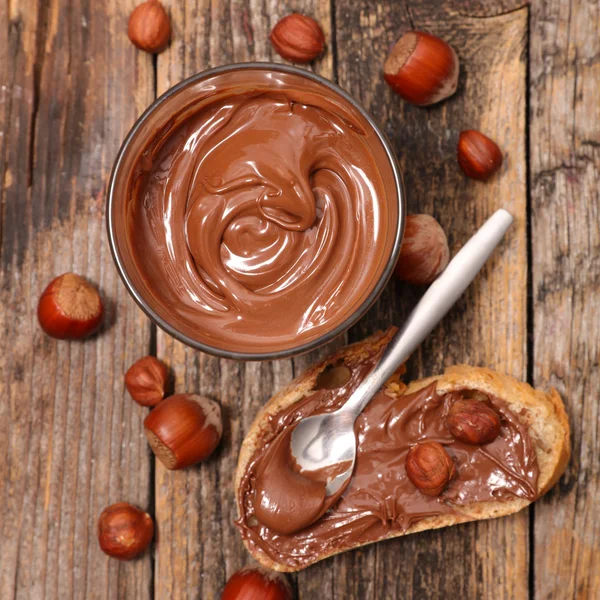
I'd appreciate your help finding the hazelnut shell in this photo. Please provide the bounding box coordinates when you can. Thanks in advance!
[394,214,450,285]
[270,14,325,63]
[384,31,459,106]
[405,441,456,496]
[447,398,502,445]
[37,273,103,339]
[457,130,503,180]
[222,565,292,600]
[144,394,222,470]
[125,356,169,407]
[128,0,171,54]
[98,502,154,560]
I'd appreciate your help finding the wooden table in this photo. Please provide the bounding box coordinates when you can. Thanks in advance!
[1,0,598,598]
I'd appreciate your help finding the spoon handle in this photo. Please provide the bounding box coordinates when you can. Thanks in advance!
[341,208,514,418]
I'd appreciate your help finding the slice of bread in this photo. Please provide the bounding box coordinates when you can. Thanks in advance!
[235,329,570,572]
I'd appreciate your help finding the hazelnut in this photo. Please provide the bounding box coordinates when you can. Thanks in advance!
[405,441,456,496]
[384,31,459,106]
[144,394,222,470]
[98,502,154,560]
[37,273,103,339]
[128,0,171,54]
[270,14,325,63]
[457,130,503,180]
[125,356,169,407]
[394,214,450,285]
[447,398,501,445]
[222,565,292,600]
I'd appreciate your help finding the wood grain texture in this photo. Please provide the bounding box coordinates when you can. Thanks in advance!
[334,2,529,598]
[153,2,334,599]
[529,1,600,598]
[411,0,527,19]
[0,1,154,598]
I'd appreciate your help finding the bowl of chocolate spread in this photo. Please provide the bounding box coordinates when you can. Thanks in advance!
[107,63,405,359]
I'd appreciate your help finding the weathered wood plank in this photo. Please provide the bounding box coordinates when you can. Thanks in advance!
[530,0,600,598]
[0,1,154,598]
[335,3,529,599]
[154,1,333,598]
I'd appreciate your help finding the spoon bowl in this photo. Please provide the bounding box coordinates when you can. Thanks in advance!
[290,411,357,495]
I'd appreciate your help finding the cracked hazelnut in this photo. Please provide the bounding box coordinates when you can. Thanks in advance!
[394,214,450,285]
[125,356,169,407]
[222,565,292,600]
[270,14,325,63]
[144,394,222,469]
[405,441,456,496]
[98,502,154,560]
[384,31,459,106]
[457,130,503,180]
[128,0,171,54]
[447,398,501,445]
[37,273,103,339]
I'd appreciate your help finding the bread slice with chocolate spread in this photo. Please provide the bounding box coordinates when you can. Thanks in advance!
[235,328,570,572]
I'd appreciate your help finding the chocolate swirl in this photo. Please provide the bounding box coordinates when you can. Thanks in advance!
[126,70,399,353]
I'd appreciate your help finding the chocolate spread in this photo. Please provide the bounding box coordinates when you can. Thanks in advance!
[236,348,540,570]
[124,69,399,353]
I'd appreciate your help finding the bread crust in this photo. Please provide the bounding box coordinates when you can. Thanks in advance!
[235,330,570,572]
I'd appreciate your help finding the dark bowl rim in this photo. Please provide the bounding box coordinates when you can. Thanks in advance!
[106,61,405,361]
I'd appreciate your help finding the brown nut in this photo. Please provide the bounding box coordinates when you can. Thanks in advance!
[447,398,501,445]
[384,31,459,106]
[270,14,325,63]
[222,565,292,600]
[37,273,104,339]
[394,214,450,285]
[98,502,154,560]
[128,0,171,54]
[125,356,169,407]
[405,441,456,496]
[144,394,222,469]
[457,130,503,180]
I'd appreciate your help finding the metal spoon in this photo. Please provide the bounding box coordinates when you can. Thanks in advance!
[290,209,514,496]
